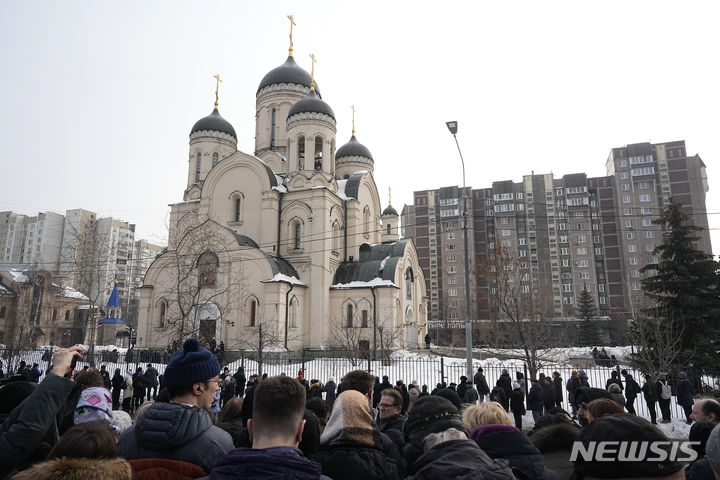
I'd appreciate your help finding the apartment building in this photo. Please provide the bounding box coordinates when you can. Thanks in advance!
[403,141,711,328]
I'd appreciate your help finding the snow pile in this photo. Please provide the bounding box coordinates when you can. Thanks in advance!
[331,278,395,289]
[263,273,306,286]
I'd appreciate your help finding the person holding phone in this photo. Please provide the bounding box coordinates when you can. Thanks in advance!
[0,346,83,478]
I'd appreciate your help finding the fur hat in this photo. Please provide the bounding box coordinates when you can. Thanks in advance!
[163,338,220,387]
[574,414,684,478]
[11,457,132,480]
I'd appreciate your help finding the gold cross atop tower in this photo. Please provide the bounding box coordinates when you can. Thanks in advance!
[351,104,356,136]
[287,15,296,56]
[388,186,392,206]
[213,74,222,109]
[309,53,316,91]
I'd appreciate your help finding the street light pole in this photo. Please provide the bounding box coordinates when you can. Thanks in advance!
[446,121,474,380]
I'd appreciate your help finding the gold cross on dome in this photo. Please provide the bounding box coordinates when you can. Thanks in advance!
[287,15,296,56]
[213,74,222,109]
[351,104,356,136]
[309,53,317,91]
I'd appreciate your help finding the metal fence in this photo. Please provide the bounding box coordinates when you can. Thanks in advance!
[2,347,714,421]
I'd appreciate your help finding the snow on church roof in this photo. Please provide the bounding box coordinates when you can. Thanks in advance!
[61,286,89,301]
[331,278,396,289]
[262,273,306,286]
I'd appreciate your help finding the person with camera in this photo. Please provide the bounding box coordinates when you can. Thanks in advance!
[0,345,83,478]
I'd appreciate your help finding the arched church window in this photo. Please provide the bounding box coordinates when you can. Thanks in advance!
[314,137,323,170]
[197,252,218,288]
[332,221,341,253]
[290,297,298,328]
[298,136,305,170]
[195,153,202,181]
[363,207,371,237]
[294,222,301,249]
[405,267,414,300]
[387,224,391,235]
[212,152,219,167]
[158,299,167,327]
[249,299,256,327]
[235,197,242,222]
[346,303,353,328]
[270,108,277,148]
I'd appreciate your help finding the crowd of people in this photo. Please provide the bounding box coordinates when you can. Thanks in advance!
[1,340,720,479]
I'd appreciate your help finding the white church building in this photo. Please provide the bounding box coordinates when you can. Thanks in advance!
[136,39,427,353]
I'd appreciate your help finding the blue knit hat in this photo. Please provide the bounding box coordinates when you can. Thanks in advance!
[163,338,220,387]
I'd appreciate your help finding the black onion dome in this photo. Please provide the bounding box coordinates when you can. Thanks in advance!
[336,135,373,161]
[257,56,320,95]
[383,205,398,216]
[287,90,335,120]
[190,109,237,139]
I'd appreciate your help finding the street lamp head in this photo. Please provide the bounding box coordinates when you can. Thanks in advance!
[446,121,458,135]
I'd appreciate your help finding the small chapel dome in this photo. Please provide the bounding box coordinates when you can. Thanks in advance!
[257,56,320,95]
[287,90,335,120]
[383,204,398,216]
[336,134,373,162]
[190,108,237,140]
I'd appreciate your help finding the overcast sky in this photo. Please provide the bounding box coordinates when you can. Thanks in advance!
[1,1,718,255]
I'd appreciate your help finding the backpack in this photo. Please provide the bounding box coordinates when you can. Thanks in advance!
[490,387,505,403]
[660,382,672,400]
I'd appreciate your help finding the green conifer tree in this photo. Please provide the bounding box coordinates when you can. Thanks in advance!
[640,199,720,374]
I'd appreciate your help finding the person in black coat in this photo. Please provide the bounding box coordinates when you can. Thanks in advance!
[324,377,337,412]
[551,372,563,409]
[676,372,695,424]
[490,380,509,412]
[509,382,526,431]
[232,367,246,398]
[621,369,641,415]
[605,370,623,392]
[528,379,544,421]
[474,367,490,401]
[498,369,513,399]
[110,368,124,410]
[641,374,658,424]
[541,377,555,415]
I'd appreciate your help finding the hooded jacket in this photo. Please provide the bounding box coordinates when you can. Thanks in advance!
[529,422,580,480]
[205,446,331,480]
[408,439,515,480]
[11,456,132,480]
[118,402,233,473]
